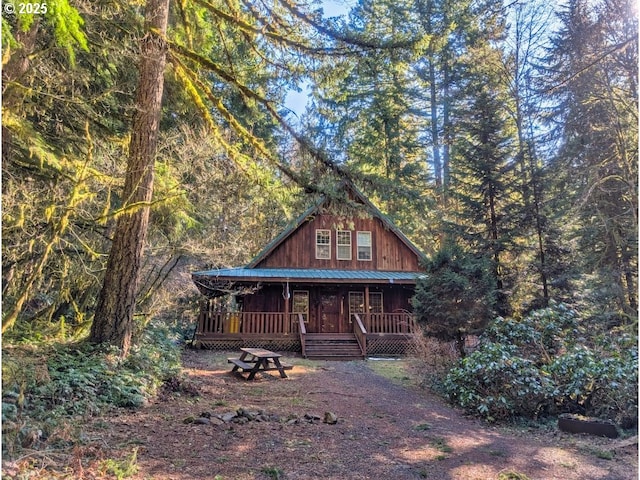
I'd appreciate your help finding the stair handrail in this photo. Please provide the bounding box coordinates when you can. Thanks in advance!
[353,313,367,357]
[298,313,307,357]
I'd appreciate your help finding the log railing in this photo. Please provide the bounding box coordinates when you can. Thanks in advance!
[353,313,367,356]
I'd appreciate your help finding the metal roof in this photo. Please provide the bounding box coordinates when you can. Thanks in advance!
[192,267,423,284]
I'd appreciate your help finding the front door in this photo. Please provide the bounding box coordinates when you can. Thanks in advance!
[319,293,340,333]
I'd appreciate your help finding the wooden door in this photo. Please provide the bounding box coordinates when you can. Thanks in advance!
[319,293,340,333]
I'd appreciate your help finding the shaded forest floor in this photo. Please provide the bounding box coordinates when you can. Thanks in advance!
[10,350,637,479]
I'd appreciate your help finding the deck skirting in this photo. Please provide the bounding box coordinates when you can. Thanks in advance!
[193,332,417,357]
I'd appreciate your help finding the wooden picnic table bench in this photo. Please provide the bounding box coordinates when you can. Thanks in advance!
[228,347,292,380]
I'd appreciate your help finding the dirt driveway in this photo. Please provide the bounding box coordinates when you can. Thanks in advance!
[90,350,637,480]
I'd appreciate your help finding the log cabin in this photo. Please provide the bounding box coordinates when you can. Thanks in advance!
[191,182,426,359]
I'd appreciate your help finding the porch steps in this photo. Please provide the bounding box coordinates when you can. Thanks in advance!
[304,333,364,360]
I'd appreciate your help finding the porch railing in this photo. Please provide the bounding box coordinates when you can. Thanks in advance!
[364,312,416,334]
[353,313,367,356]
[197,306,415,336]
[197,309,300,335]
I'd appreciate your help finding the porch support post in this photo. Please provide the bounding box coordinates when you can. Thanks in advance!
[284,281,290,334]
[364,286,370,330]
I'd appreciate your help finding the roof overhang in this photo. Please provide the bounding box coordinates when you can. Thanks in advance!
[192,267,424,296]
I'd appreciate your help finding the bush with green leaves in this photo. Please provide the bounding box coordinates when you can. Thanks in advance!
[443,302,638,424]
[2,321,183,458]
[443,342,553,420]
[482,303,580,361]
[548,340,638,426]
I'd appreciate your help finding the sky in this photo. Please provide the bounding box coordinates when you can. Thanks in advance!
[322,0,354,17]
[283,0,355,117]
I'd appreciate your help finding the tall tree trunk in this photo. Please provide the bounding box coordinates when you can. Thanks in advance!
[530,147,549,302]
[89,0,170,356]
[488,183,509,316]
[429,57,443,193]
[421,2,443,196]
[441,52,452,198]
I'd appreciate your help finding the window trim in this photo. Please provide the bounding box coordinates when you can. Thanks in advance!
[357,231,372,261]
[336,230,352,260]
[315,229,331,260]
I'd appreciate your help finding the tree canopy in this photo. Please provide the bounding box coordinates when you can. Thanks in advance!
[1,0,636,350]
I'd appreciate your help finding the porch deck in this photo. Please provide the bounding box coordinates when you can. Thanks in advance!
[193,310,418,357]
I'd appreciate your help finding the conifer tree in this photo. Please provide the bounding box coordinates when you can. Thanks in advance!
[89,0,170,354]
[445,0,518,315]
[308,0,432,241]
[543,0,638,315]
[413,243,496,357]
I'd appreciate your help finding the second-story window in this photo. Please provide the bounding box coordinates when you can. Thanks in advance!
[357,231,372,261]
[316,229,331,259]
[336,230,352,260]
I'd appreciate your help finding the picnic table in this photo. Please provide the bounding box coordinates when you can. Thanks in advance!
[228,347,292,380]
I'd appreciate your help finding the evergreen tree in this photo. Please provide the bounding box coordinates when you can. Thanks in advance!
[308,0,433,245]
[446,2,518,315]
[414,0,472,202]
[413,243,496,357]
[500,0,559,309]
[449,86,516,315]
[544,0,638,316]
[89,0,170,355]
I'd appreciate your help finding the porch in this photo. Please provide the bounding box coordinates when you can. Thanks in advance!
[193,308,419,358]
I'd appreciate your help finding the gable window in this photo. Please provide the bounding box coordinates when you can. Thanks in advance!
[336,230,352,260]
[292,290,309,322]
[357,231,372,261]
[316,229,331,259]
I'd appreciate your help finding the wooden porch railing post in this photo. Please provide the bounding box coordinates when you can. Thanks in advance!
[284,286,290,334]
[353,313,367,357]
[364,287,370,328]
[197,299,207,335]
[298,313,306,357]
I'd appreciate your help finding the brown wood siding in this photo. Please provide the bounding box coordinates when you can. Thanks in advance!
[256,214,421,271]
[243,285,283,312]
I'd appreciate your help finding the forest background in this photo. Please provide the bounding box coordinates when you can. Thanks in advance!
[1,0,638,465]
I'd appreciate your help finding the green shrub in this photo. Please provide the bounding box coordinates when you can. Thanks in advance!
[2,321,183,458]
[444,343,552,420]
[483,303,580,360]
[549,343,638,425]
[443,302,638,424]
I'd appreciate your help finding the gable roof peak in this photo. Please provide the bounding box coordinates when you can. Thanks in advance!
[247,180,426,268]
